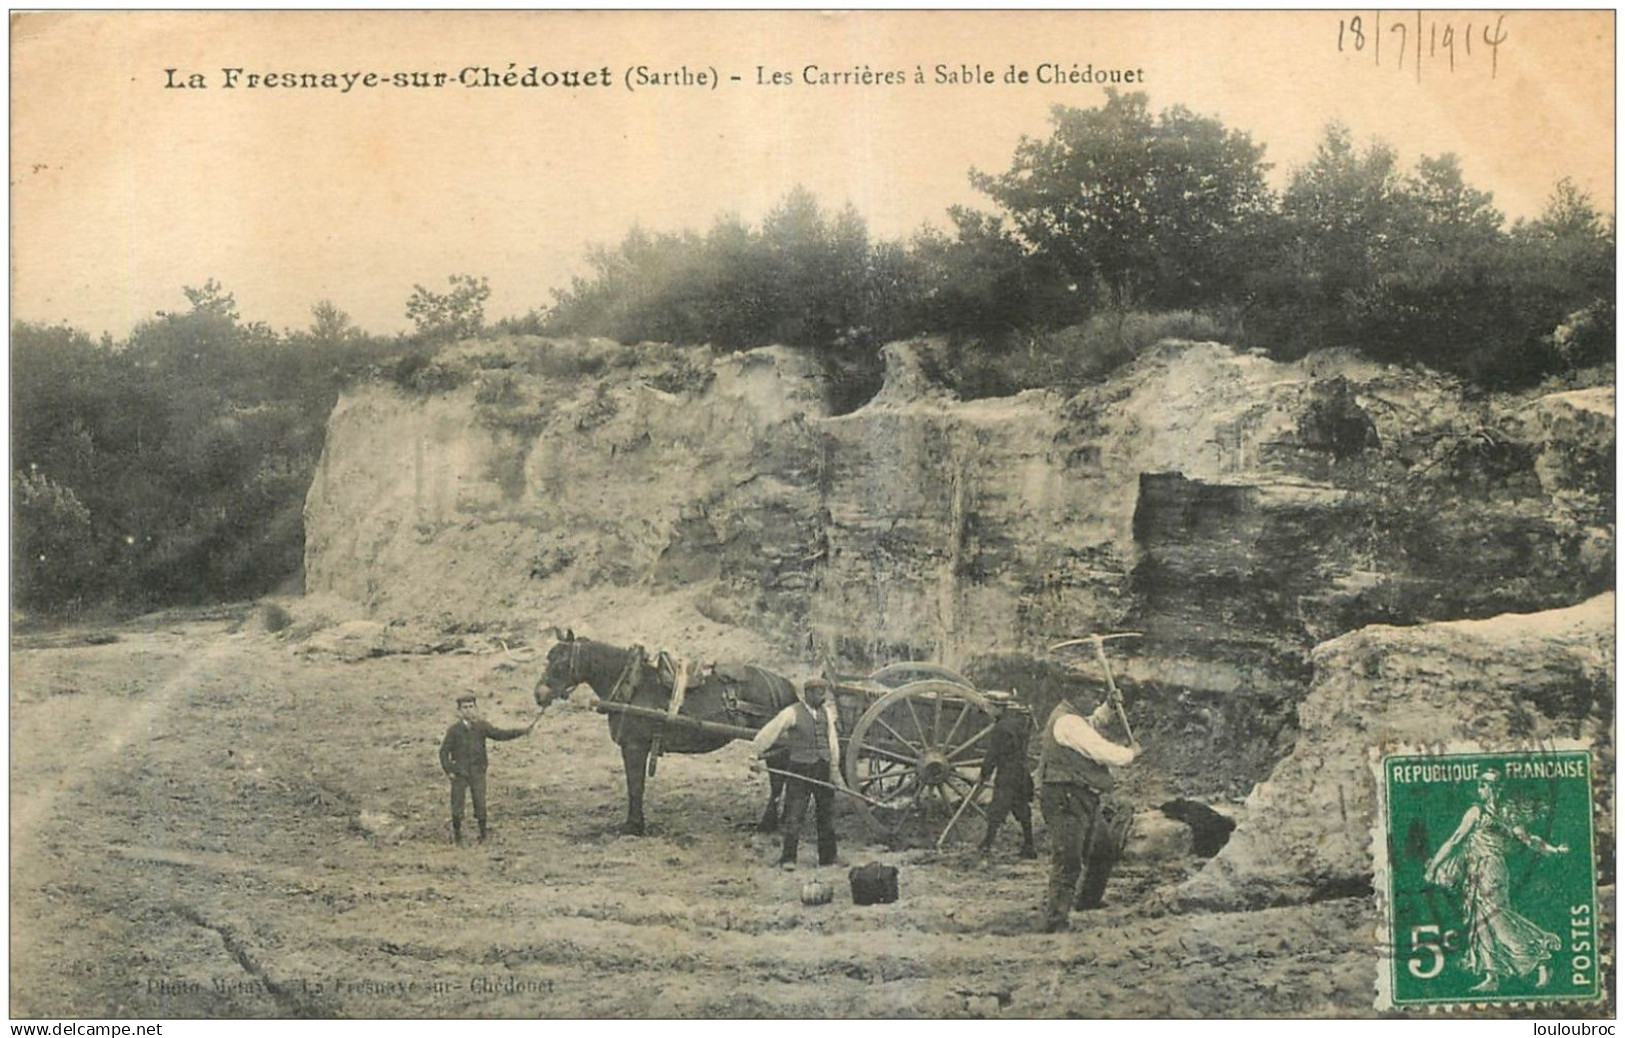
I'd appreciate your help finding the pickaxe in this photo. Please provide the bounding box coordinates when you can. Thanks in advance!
[1049,632,1142,745]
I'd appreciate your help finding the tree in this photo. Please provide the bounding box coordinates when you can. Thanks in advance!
[911,208,1074,334]
[1333,151,1517,369]
[1512,178,1616,373]
[406,274,491,341]
[180,278,240,322]
[1405,154,1503,245]
[545,187,922,357]
[1248,123,1409,356]
[969,91,1272,310]
[308,300,358,344]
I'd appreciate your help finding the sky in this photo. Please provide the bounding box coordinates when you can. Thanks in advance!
[10,10,1615,338]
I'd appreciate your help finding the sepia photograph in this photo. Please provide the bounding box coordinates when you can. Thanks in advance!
[9,9,1615,1021]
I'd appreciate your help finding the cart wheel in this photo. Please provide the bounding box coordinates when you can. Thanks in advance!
[866,662,975,690]
[843,680,999,846]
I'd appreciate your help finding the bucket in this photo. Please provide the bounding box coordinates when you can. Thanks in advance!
[848,862,899,905]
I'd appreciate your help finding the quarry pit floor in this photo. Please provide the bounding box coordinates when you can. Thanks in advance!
[5,616,1494,1018]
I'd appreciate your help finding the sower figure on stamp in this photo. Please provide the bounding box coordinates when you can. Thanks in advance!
[750,678,842,871]
[439,692,537,845]
[1423,768,1568,992]
[1034,684,1138,932]
[977,707,1037,859]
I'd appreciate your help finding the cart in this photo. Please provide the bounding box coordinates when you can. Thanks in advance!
[823,663,1031,847]
[579,652,1028,846]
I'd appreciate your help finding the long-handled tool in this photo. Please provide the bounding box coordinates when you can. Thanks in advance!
[1050,632,1142,744]
[759,766,891,809]
[935,773,988,850]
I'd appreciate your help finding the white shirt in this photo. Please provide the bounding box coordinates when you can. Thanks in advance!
[751,700,842,778]
[1053,701,1136,767]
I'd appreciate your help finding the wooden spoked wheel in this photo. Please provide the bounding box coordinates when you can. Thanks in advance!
[843,680,999,845]
[866,662,975,690]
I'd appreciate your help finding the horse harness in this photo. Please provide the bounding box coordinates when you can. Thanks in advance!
[646,650,693,777]
[583,640,786,774]
[600,642,643,744]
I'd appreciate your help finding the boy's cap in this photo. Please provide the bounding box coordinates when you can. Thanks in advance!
[456,693,478,706]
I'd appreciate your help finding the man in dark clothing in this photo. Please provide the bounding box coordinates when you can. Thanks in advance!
[1033,685,1138,932]
[977,708,1037,859]
[750,679,842,870]
[439,693,537,845]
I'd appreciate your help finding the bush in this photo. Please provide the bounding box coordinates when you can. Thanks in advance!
[926,310,1232,400]
[260,602,292,633]
[646,356,716,395]
[389,349,467,395]
[13,469,98,613]
[474,373,523,406]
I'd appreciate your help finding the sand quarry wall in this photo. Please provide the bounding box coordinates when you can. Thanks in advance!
[307,336,1609,663]
[304,336,1612,801]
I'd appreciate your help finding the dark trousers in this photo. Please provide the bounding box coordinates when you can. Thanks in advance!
[450,768,489,825]
[981,777,1035,850]
[1042,783,1124,926]
[780,759,837,866]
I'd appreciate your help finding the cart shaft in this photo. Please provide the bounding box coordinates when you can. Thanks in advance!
[594,699,760,741]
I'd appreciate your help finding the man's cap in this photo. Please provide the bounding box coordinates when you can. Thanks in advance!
[456,693,478,706]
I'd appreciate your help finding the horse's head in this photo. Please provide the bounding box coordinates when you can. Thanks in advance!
[534,627,583,710]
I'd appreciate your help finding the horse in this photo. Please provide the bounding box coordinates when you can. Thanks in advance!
[534,629,802,835]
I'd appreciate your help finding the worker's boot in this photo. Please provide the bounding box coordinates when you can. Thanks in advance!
[817,834,839,868]
[1019,822,1038,860]
[477,819,488,844]
[978,821,999,856]
[452,820,464,846]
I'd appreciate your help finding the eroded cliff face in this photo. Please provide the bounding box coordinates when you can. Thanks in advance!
[1178,593,1614,911]
[304,336,1612,797]
[305,342,827,638]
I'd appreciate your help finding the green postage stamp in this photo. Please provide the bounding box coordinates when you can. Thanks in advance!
[1374,746,1601,1009]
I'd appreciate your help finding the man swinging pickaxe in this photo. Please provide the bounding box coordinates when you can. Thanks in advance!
[1033,632,1143,931]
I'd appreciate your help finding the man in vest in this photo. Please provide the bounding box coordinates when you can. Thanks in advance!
[1034,683,1139,932]
[750,678,842,870]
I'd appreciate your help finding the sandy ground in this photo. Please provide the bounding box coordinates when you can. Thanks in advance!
[3,618,1469,1018]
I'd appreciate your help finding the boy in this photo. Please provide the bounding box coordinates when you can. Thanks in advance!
[439,693,537,844]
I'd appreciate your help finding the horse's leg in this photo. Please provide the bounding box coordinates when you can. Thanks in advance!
[620,740,649,836]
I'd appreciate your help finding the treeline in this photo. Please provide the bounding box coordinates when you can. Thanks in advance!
[544,91,1614,393]
[13,273,519,616]
[13,91,1613,617]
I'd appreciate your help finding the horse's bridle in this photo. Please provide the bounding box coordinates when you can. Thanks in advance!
[542,637,584,700]
[552,637,636,695]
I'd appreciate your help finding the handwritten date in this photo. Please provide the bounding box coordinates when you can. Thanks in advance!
[1337,12,1508,80]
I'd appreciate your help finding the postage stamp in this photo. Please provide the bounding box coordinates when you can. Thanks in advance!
[1373,746,1601,1009]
